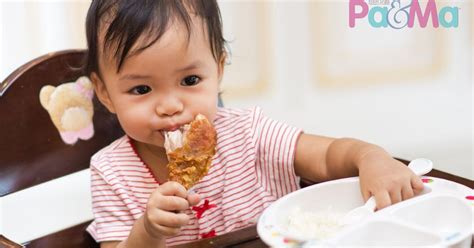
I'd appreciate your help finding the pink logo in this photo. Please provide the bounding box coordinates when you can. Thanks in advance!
[349,0,459,28]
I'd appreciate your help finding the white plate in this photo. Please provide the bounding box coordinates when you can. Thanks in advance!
[257,176,473,247]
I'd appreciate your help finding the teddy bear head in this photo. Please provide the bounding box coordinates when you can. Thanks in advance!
[39,76,95,145]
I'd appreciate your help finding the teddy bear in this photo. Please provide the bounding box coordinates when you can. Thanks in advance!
[39,76,95,145]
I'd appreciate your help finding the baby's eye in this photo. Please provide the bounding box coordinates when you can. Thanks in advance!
[130,85,151,95]
[181,75,200,86]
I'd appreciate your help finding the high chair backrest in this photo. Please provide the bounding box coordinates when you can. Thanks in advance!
[0,49,122,247]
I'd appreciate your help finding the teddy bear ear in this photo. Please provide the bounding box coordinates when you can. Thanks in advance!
[39,85,55,110]
[76,76,92,89]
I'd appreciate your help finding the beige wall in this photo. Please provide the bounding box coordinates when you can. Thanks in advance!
[0,0,89,81]
[219,0,473,180]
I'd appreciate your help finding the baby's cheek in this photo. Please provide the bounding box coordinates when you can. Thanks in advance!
[192,102,218,123]
[116,111,148,135]
[208,99,220,118]
[206,108,218,123]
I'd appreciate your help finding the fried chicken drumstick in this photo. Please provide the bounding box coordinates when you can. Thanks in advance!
[164,114,217,189]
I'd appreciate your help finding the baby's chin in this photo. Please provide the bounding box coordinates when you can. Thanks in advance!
[130,134,167,151]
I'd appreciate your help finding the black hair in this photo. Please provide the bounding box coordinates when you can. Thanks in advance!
[84,0,226,75]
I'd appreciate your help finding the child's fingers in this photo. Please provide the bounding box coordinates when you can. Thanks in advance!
[157,195,191,211]
[157,181,188,198]
[389,189,402,205]
[401,184,414,200]
[155,210,190,228]
[411,175,424,194]
[374,191,391,210]
[361,188,372,202]
[144,210,189,237]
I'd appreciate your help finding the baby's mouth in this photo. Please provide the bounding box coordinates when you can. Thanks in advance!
[163,125,190,152]
[162,115,206,152]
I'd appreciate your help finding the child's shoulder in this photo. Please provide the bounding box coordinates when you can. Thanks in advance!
[90,135,131,166]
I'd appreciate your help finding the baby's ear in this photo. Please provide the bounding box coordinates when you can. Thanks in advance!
[90,73,116,113]
[217,53,226,83]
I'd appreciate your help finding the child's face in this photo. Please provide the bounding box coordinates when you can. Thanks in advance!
[92,17,224,148]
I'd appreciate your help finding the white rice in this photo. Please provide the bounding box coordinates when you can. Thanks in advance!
[286,207,344,240]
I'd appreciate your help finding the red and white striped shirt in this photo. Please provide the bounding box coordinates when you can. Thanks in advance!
[86,107,302,246]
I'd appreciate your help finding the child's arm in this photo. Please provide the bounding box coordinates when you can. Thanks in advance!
[294,133,424,209]
[100,182,201,248]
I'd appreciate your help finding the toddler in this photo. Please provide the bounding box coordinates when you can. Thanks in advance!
[84,1,424,247]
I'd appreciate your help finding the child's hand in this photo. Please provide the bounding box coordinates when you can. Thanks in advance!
[143,181,200,238]
[358,152,424,210]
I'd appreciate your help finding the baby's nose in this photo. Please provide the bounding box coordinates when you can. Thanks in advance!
[155,95,184,117]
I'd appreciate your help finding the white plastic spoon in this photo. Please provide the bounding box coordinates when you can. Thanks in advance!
[343,158,433,226]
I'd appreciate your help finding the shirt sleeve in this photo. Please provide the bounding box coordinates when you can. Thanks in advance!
[252,107,302,199]
[86,164,134,242]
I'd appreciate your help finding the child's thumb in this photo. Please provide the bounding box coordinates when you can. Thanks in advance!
[187,194,201,206]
